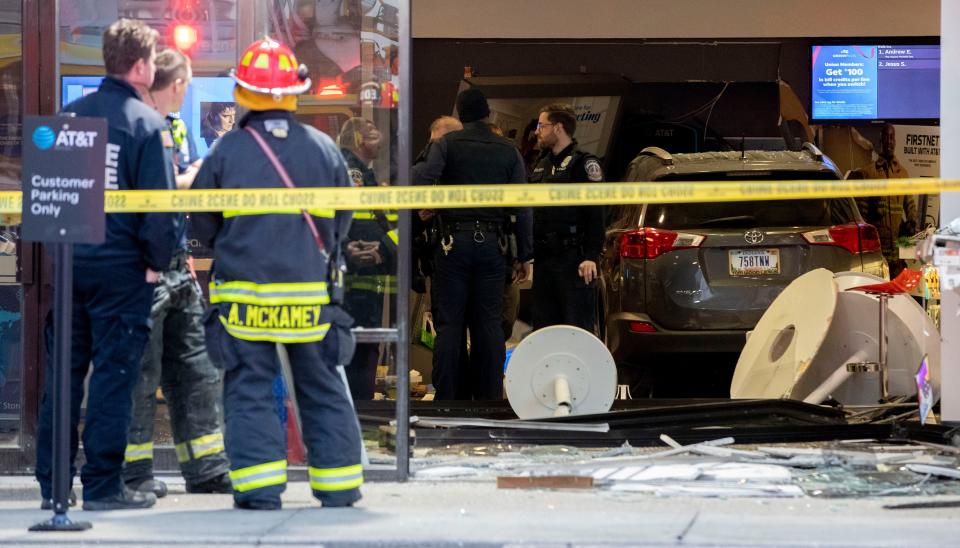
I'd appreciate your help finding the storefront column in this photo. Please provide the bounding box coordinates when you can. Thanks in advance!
[940,1,960,423]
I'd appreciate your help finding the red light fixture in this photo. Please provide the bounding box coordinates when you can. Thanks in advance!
[620,228,706,260]
[858,223,882,253]
[172,24,198,52]
[802,223,880,254]
[170,0,203,53]
[628,321,658,333]
[317,83,346,98]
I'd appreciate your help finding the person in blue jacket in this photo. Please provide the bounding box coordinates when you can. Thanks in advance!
[35,18,180,512]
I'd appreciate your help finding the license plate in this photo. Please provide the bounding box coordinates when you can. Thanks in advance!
[729,249,780,276]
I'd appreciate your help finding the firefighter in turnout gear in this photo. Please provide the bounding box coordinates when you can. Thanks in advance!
[338,118,397,400]
[529,104,605,332]
[191,37,362,510]
[124,48,232,499]
[856,124,917,278]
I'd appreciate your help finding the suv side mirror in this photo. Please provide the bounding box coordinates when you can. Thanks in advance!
[844,169,865,180]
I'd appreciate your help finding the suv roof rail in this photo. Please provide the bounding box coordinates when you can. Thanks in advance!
[639,146,674,165]
[802,142,824,161]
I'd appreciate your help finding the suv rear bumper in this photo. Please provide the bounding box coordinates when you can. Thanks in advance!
[606,312,748,362]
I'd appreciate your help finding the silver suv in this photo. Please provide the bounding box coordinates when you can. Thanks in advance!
[599,144,886,391]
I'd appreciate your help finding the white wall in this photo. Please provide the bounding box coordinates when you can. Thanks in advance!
[413,0,939,39]
[940,1,960,423]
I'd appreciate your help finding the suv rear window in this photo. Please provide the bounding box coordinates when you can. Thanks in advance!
[645,198,859,230]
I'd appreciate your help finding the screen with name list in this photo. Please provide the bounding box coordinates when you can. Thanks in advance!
[811,44,939,121]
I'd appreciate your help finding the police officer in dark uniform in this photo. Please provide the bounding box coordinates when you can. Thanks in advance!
[337,117,397,400]
[35,19,180,511]
[529,104,604,332]
[411,116,463,293]
[192,37,362,510]
[413,88,533,400]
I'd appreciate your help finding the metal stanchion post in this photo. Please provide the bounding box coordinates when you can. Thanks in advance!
[395,0,412,481]
[30,243,91,532]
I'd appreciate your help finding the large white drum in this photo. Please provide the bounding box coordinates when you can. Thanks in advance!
[732,269,939,405]
[505,325,617,420]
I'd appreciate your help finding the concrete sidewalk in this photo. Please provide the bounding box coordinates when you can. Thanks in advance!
[0,476,957,547]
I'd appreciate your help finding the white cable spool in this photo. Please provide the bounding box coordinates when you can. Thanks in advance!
[504,325,617,420]
[731,269,838,400]
[732,269,935,404]
[835,272,941,403]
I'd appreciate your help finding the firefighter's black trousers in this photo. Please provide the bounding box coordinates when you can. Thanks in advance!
[124,264,229,487]
[204,305,363,507]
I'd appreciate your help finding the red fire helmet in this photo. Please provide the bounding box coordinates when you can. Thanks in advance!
[230,37,311,97]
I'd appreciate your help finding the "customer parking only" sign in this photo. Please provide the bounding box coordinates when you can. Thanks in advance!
[21,116,106,243]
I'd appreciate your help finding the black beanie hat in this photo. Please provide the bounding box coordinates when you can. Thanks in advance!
[456,88,490,123]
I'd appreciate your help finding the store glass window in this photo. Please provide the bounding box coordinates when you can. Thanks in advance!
[58,1,402,406]
[253,1,401,328]
[256,0,400,400]
[61,1,238,76]
[0,0,22,448]
[256,0,402,402]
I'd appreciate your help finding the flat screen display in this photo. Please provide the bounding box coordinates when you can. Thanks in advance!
[61,76,104,106]
[61,75,237,158]
[811,44,940,122]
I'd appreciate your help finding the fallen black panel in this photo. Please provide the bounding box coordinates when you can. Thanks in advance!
[355,398,732,422]
[410,423,957,448]
[891,422,960,446]
[541,399,847,428]
[884,500,960,510]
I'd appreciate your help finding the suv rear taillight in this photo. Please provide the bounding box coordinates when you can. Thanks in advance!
[620,228,706,259]
[801,223,880,254]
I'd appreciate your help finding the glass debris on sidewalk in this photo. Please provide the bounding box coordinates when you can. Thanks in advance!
[410,438,960,499]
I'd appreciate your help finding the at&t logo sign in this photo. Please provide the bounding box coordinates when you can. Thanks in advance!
[32,125,56,150]
[32,124,99,150]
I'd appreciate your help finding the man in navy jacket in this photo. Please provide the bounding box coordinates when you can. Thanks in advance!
[35,18,180,512]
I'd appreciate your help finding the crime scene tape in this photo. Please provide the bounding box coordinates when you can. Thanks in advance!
[1,178,958,215]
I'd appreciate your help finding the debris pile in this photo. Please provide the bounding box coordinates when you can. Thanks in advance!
[413,436,960,500]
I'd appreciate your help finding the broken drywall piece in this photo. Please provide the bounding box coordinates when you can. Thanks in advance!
[659,434,764,459]
[619,464,703,483]
[885,454,957,467]
[607,466,648,481]
[906,464,960,480]
[699,462,794,484]
[414,466,484,479]
[750,456,827,468]
[591,462,794,487]
[624,437,736,461]
[756,447,905,466]
[609,482,805,498]
[596,441,635,458]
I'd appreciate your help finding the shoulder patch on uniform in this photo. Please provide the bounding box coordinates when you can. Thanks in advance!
[584,158,604,182]
[160,130,174,148]
[348,168,364,187]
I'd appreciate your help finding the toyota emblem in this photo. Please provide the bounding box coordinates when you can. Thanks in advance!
[744,230,765,244]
